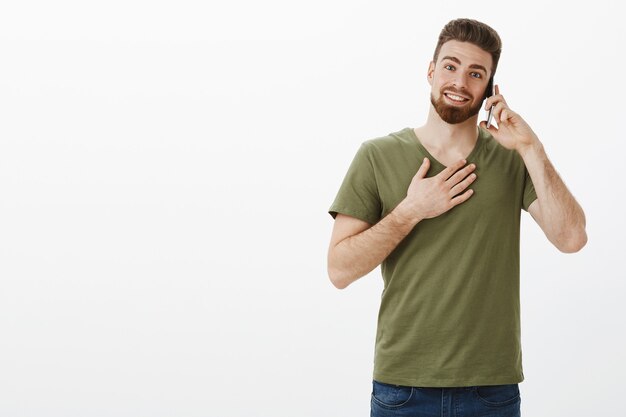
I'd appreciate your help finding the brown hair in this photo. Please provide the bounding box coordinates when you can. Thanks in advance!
[433,18,502,77]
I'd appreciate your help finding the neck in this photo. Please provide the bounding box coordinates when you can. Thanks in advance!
[416,105,480,152]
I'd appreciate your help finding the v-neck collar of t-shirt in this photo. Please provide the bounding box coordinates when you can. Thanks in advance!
[407,126,485,169]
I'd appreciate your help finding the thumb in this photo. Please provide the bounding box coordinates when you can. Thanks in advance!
[479,120,497,134]
[415,157,430,178]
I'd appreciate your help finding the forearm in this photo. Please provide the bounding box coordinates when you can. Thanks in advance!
[519,139,587,251]
[328,202,420,289]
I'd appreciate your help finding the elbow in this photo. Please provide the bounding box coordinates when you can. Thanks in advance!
[327,245,366,289]
[557,229,588,253]
[327,267,350,290]
[327,249,354,289]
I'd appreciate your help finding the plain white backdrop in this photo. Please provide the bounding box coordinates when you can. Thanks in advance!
[0,1,624,416]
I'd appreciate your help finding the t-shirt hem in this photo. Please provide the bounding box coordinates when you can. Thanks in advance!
[372,371,524,388]
[523,195,538,212]
[328,206,378,225]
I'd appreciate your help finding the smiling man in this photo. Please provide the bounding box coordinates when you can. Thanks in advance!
[327,18,587,417]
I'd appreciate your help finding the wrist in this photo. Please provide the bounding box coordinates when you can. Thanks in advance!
[393,199,423,225]
[517,136,543,159]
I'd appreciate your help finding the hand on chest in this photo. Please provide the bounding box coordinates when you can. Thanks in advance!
[376,156,522,219]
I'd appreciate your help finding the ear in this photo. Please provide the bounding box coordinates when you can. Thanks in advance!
[427,61,435,86]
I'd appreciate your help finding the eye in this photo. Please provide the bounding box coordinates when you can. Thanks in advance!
[444,64,455,71]
[471,72,482,79]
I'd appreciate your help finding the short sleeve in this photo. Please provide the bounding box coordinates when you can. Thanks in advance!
[328,142,382,225]
[522,166,537,212]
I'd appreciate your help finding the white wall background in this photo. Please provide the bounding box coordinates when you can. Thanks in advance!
[0,1,623,416]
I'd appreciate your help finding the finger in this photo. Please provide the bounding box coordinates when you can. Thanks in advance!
[449,170,477,196]
[494,85,507,106]
[484,94,507,111]
[450,188,474,206]
[415,157,430,178]
[479,120,499,134]
[491,101,508,124]
[446,162,476,186]
[500,108,515,124]
[439,158,467,181]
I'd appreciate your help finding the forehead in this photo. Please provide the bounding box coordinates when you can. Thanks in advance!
[437,40,493,71]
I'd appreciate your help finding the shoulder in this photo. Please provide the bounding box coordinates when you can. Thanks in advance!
[360,127,414,156]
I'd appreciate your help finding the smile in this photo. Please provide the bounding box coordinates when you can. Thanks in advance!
[444,93,470,102]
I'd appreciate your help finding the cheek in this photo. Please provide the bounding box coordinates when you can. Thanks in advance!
[435,73,457,90]
[432,74,447,89]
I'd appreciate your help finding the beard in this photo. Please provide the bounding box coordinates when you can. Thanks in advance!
[430,88,483,124]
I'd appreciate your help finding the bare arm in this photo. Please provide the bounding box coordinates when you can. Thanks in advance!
[479,84,587,253]
[327,157,477,289]
[521,142,587,253]
[327,209,418,290]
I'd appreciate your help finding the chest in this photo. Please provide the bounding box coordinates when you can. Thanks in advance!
[374,152,524,218]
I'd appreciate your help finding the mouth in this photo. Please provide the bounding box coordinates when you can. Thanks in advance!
[443,92,471,105]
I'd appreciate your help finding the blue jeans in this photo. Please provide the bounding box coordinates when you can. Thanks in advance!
[371,379,521,417]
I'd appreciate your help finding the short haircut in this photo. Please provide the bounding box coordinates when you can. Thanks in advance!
[433,18,502,77]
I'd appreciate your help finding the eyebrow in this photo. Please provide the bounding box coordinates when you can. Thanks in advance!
[440,56,488,74]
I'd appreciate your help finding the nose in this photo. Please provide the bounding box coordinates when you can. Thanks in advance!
[450,74,468,90]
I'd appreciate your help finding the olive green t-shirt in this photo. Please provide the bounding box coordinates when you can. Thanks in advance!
[328,126,537,387]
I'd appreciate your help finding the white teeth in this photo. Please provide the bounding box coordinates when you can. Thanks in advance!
[445,93,468,102]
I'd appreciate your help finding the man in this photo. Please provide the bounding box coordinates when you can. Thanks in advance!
[326,18,587,416]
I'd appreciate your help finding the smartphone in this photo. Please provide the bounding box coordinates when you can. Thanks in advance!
[485,77,495,128]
